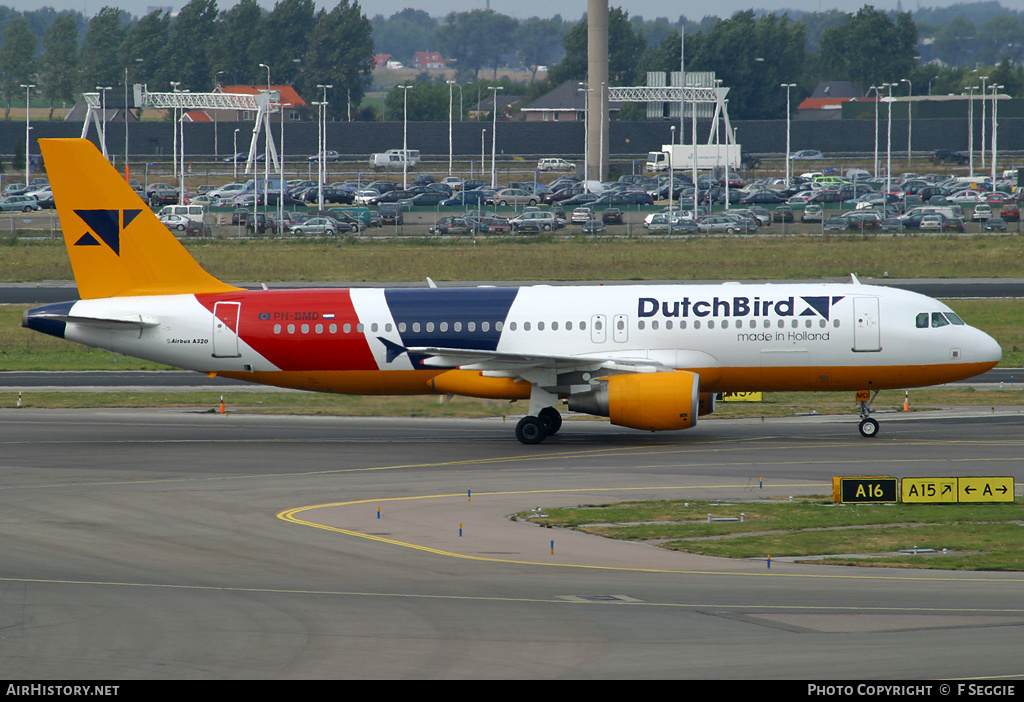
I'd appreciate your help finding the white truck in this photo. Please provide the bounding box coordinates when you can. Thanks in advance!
[647,144,741,172]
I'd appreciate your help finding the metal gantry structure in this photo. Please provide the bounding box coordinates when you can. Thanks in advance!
[607,84,735,148]
[82,86,282,172]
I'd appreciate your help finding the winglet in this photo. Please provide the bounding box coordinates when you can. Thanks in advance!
[39,138,242,299]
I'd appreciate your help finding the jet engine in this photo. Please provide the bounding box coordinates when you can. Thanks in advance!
[568,370,700,431]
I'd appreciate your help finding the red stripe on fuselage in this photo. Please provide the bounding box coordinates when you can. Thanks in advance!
[196,290,377,371]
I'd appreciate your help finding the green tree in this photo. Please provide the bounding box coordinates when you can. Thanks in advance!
[516,16,567,83]
[0,17,37,120]
[122,10,171,88]
[436,10,518,81]
[933,15,976,67]
[249,0,316,86]
[156,0,219,92]
[371,9,436,65]
[40,12,80,120]
[301,0,374,120]
[210,0,262,86]
[819,6,918,89]
[79,7,128,91]
[548,8,645,87]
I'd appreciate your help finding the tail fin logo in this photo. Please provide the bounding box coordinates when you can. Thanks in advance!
[73,209,143,256]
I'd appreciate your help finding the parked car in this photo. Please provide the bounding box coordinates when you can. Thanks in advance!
[0,194,40,212]
[801,204,823,223]
[308,150,341,162]
[378,203,404,225]
[477,217,511,233]
[930,149,968,165]
[494,188,540,207]
[429,216,472,235]
[159,213,191,231]
[510,211,560,232]
[581,219,606,234]
[984,216,1007,231]
[972,204,993,221]
[645,213,698,234]
[289,217,339,236]
[537,157,576,172]
[1000,204,1020,222]
[570,207,594,224]
[602,208,624,225]
[772,205,794,223]
[790,149,824,160]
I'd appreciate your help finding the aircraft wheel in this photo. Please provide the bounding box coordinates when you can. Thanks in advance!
[538,406,562,435]
[858,417,880,438]
[515,416,548,445]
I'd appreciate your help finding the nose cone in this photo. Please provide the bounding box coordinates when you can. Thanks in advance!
[22,301,74,339]
[973,327,1003,368]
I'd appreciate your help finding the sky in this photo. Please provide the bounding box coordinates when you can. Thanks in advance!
[10,0,1024,20]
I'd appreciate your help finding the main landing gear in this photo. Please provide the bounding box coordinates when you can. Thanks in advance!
[857,390,880,438]
[515,407,562,445]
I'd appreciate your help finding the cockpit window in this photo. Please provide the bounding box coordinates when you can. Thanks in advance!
[945,312,966,325]
[931,312,950,328]
[916,313,928,329]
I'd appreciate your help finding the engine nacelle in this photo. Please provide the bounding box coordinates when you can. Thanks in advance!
[698,392,716,416]
[568,371,700,431]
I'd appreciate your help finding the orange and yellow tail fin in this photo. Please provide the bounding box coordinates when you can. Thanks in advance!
[39,138,242,299]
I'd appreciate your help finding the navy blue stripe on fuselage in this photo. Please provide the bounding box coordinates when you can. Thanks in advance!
[384,287,519,351]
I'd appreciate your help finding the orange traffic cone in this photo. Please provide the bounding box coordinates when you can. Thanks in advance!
[903,391,910,412]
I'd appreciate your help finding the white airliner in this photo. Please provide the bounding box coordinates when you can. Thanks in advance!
[22,139,1002,443]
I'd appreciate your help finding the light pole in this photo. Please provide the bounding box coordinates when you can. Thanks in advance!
[578,83,593,183]
[96,86,112,163]
[213,70,226,157]
[20,83,33,187]
[169,81,180,179]
[883,83,895,197]
[900,78,912,167]
[316,83,331,210]
[447,80,455,177]
[979,75,988,169]
[481,128,486,183]
[397,84,412,190]
[259,64,271,212]
[233,128,240,180]
[965,86,976,176]
[488,85,502,187]
[990,84,1003,186]
[781,83,796,186]
[669,125,675,212]
[869,85,881,178]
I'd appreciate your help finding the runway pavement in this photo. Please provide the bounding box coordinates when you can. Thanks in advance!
[0,407,1021,679]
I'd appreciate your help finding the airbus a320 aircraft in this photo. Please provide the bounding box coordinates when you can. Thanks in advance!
[23,139,1002,443]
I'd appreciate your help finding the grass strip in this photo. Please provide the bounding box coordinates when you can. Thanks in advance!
[521,498,1024,571]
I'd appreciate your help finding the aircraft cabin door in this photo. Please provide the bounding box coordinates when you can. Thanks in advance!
[212,301,242,358]
[852,296,881,352]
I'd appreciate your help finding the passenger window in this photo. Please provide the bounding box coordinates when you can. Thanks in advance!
[931,312,949,328]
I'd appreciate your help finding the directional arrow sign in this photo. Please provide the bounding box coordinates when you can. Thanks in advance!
[958,477,1015,503]
[901,478,958,504]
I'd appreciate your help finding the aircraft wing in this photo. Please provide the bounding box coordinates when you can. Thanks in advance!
[405,344,681,375]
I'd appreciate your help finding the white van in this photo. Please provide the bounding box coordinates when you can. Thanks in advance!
[158,204,205,224]
[370,149,420,170]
